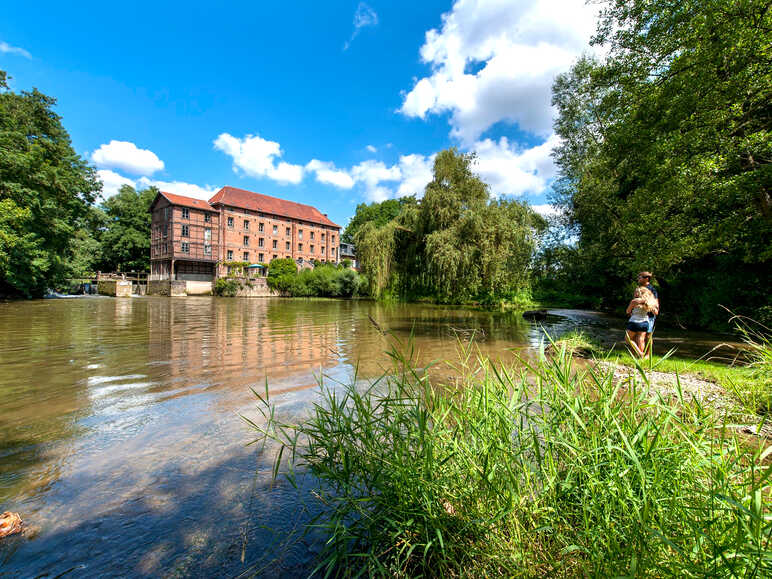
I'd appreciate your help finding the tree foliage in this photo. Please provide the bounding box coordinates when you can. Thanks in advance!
[0,69,101,296]
[355,149,545,303]
[342,198,410,243]
[98,185,157,272]
[550,0,772,327]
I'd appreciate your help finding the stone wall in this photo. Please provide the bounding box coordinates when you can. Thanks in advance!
[97,279,133,297]
[147,280,187,296]
[220,277,278,297]
[185,280,213,295]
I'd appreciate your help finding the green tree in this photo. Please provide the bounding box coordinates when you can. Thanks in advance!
[267,257,300,293]
[99,185,157,272]
[0,69,101,296]
[356,149,545,303]
[342,198,413,243]
[550,0,772,326]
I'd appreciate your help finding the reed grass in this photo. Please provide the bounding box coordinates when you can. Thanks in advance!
[247,337,772,577]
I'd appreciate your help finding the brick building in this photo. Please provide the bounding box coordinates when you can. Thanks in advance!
[149,186,341,281]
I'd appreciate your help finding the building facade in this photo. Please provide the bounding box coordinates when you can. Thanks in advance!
[149,186,341,281]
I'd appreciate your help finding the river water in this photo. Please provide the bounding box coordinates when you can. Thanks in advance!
[0,297,739,577]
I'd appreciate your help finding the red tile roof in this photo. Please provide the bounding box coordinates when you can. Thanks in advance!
[157,191,216,211]
[209,186,340,228]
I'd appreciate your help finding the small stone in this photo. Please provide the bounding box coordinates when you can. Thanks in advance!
[0,512,22,538]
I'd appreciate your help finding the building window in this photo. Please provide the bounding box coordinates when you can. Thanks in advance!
[164,207,170,219]
[243,251,249,261]
[321,233,325,241]
[204,213,211,223]
[227,250,233,260]
[272,239,277,249]
[204,227,211,240]
[204,245,212,255]
[298,230,303,239]
[181,225,189,237]
[181,242,190,253]
[272,254,277,261]
[258,238,264,247]
[298,243,303,251]
[181,208,190,219]
[259,222,264,232]
[244,219,249,231]
[286,227,291,236]
[310,245,314,254]
[243,236,249,246]
[322,246,326,253]
[310,231,315,240]
[273,225,278,234]
[227,217,234,228]
[332,247,336,256]
[163,224,168,237]
[331,235,335,243]
[285,241,290,250]
[258,253,264,262]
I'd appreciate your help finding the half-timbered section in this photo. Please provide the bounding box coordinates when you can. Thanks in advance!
[149,192,220,281]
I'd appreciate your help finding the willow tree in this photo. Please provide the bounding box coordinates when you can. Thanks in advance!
[356,220,397,299]
[355,149,545,303]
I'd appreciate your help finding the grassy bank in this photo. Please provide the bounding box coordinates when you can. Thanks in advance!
[249,339,771,577]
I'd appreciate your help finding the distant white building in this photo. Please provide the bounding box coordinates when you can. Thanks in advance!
[339,242,357,269]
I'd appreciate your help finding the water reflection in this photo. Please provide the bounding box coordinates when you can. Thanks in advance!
[0,297,741,576]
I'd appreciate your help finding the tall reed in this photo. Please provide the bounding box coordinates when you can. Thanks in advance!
[247,337,772,577]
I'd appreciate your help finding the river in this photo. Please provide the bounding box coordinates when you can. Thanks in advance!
[0,297,740,577]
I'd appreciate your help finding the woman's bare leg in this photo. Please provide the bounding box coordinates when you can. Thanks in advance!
[626,331,644,357]
[634,332,646,357]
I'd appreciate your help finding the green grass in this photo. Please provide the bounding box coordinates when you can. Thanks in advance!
[550,330,603,358]
[247,338,772,577]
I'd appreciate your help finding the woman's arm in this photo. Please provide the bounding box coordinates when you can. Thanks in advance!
[626,300,636,315]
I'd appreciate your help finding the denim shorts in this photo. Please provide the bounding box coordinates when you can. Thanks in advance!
[626,320,649,332]
[647,317,656,333]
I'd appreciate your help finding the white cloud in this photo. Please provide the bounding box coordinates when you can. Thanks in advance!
[137,177,220,201]
[344,3,378,50]
[530,203,561,217]
[97,168,218,201]
[366,144,377,153]
[306,159,355,189]
[400,0,597,143]
[97,169,135,198]
[348,155,435,202]
[0,41,31,59]
[91,140,165,176]
[472,133,560,197]
[214,133,304,185]
[395,154,435,197]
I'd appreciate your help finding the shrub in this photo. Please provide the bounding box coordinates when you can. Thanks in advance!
[266,258,366,298]
[213,277,240,297]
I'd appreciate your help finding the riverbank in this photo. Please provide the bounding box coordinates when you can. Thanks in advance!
[547,330,771,432]
[253,335,771,577]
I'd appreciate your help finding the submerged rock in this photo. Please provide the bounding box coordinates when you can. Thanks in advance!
[523,309,548,320]
[0,512,22,538]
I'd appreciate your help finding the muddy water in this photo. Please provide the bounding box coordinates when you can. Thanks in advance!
[0,297,740,577]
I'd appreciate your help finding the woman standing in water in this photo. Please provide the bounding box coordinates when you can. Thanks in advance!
[625,286,659,357]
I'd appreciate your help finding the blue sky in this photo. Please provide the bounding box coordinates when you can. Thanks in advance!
[1,0,598,227]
